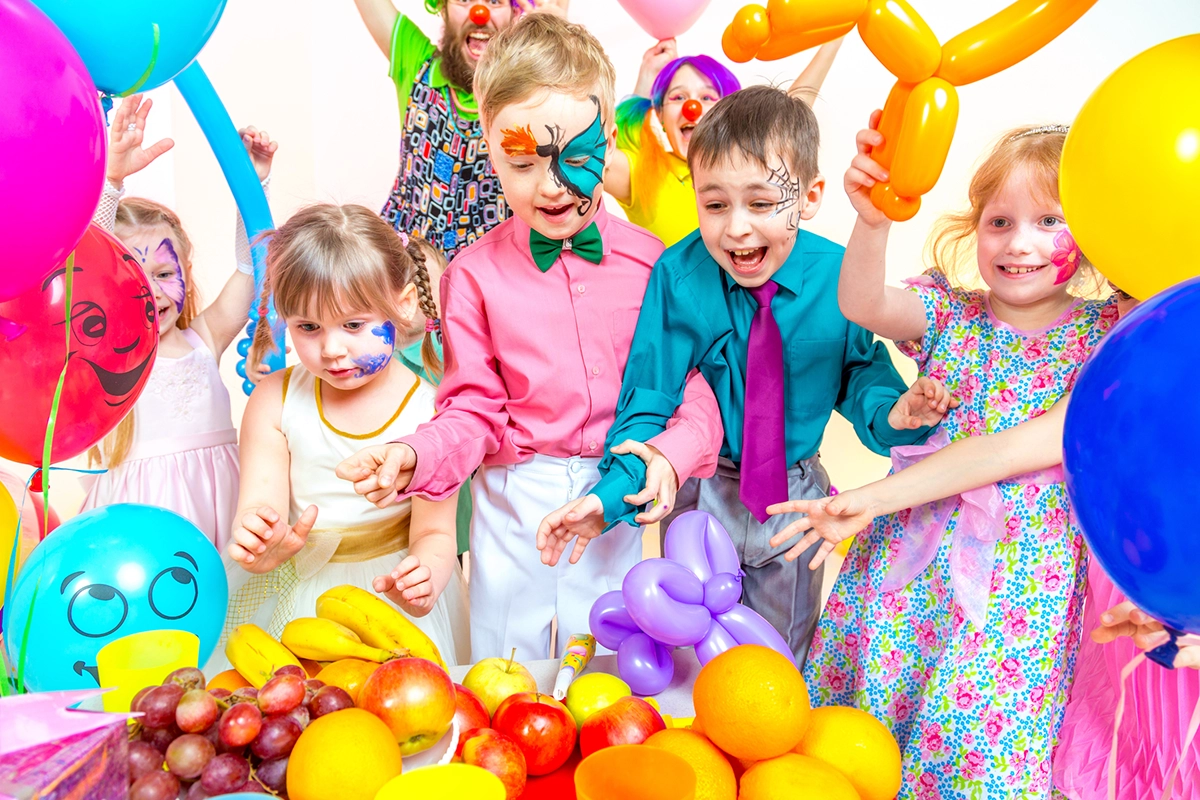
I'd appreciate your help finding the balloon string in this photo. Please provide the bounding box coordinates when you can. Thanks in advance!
[1108,652,1145,800]
[119,22,161,97]
[1160,693,1200,799]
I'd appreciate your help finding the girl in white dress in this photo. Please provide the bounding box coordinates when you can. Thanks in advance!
[222,204,468,667]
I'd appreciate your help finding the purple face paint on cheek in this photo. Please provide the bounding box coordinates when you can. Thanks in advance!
[1050,228,1082,285]
[351,321,397,378]
[153,239,187,312]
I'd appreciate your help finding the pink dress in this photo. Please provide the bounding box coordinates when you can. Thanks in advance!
[81,328,238,552]
[1053,562,1200,798]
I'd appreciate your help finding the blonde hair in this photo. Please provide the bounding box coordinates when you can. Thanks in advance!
[473,12,616,131]
[90,198,200,469]
[247,205,441,381]
[928,125,1101,295]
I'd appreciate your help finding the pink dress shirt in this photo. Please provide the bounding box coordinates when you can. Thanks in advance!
[398,202,723,502]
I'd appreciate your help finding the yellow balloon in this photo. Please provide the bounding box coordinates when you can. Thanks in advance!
[890,78,959,198]
[858,0,941,84]
[794,706,900,800]
[938,0,1098,86]
[0,481,17,602]
[1060,34,1200,300]
[872,80,913,170]
[374,764,505,800]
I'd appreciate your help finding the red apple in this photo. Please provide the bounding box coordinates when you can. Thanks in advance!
[491,692,577,776]
[358,657,455,756]
[579,696,665,757]
[459,728,527,800]
[453,683,491,740]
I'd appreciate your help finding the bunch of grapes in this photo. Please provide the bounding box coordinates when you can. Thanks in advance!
[127,665,353,799]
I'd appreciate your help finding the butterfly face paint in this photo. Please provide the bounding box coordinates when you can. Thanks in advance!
[500,95,608,217]
[1050,228,1082,285]
[351,321,397,379]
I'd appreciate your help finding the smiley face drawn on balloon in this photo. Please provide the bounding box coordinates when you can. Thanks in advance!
[2,504,228,693]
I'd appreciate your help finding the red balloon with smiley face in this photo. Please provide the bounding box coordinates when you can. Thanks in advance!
[0,224,157,466]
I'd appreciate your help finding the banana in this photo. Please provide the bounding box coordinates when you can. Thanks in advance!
[281,617,400,663]
[225,624,304,688]
[316,584,448,671]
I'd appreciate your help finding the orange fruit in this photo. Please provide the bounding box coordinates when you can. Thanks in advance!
[315,658,379,704]
[739,753,859,800]
[794,706,900,800]
[645,729,736,800]
[287,708,402,800]
[206,669,251,692]
[691,645,810,761]
[299,658,324,678]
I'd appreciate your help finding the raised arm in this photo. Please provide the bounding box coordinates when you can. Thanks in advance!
[94,95,174,232]
[838,114,927,341]
[787,38,843,106]
[192,127,277,361]
[353,0,399,57]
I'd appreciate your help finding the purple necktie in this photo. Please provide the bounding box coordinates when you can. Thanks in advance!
[740,280,788,523]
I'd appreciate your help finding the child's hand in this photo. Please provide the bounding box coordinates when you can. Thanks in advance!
[373,554,436,617]
[634,39,678,97]
[537,494,605,566]
[106,94,175,188]
[515,0,569,18]
[766,490,877,569]
[239,126,278,182]
[335,444,418,508]
[246,345,292,386]
[845,109,891,229]
[228,504,317,574]
[610,439,677,525]
[888,376,959,431]
[1091,601,1200,668]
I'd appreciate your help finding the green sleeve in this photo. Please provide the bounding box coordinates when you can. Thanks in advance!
[835,324,932,455]
[389,14,435,115]
[592,261,710,527]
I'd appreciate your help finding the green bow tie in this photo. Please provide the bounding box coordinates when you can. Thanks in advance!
[529,222,603,273]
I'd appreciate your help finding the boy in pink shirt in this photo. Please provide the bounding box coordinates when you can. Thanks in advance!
[337,13,722,662]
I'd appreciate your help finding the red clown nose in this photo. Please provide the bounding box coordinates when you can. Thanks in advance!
[681,99,703,122]
[469,4,490,25]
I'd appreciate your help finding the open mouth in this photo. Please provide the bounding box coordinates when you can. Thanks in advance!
[81,348,154,405]
[727,247,768,275]
[537,203,575,224]
[464,31,491,59]
[73,661,100,685]
[157,302,172,318]
[679,122,696,144]
[997,263,1048,277]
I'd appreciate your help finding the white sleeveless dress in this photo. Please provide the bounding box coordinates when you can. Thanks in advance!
[216,366,470,669]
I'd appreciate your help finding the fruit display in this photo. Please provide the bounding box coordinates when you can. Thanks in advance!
[315,584,447,670]
[461,649,538,717]
[491,692,577,776]
[357,657,456,755]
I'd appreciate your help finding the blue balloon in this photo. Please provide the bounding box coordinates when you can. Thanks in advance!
[2,504,227,692]
[1064,277,1200,634]
[31,0,228,95]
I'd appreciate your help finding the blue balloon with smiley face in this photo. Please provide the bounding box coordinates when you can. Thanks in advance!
[2,503,227,692]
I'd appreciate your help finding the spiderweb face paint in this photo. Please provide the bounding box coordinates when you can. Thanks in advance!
[1051,228,1082,285]
[766,161,803,237]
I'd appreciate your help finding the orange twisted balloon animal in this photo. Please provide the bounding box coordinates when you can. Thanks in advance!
[723,0,1099,221]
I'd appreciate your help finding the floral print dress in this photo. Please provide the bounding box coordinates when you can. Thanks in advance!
[805,271,1118,799]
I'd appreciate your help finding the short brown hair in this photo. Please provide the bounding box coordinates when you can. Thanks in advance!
[473,13,616,130]
[688,85,820,185]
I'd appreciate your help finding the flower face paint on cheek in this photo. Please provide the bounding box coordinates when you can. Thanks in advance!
[351,321,396,378]
[1050,228,1082,285]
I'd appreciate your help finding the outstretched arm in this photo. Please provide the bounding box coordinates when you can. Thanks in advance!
[787,38,843,106]
[769,399,1068,566]
[353,0,399,56]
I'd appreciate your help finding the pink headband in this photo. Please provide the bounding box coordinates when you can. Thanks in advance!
[397,230,410,248]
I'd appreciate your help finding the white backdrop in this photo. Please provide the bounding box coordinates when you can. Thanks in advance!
[9,0,1198,518]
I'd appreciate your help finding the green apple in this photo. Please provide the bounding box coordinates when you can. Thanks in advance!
[564,672,632,731]
[462,652,538,716]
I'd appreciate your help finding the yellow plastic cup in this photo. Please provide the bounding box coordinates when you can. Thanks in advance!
[575,745,697,800]
[374,764,505,799]
[96,629,199,712]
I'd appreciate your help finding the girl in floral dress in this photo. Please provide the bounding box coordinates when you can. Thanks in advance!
[792,121,1118,799]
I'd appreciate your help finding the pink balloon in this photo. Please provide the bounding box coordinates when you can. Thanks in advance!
[616,0,712,40]
[0,0,106,302]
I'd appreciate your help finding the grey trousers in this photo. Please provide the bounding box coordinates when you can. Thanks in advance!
[663,455,831,667]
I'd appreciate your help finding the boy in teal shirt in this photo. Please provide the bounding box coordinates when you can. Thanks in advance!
[538,86,950,663]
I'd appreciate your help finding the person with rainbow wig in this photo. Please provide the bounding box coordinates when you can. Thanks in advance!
[607,39,842,247]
